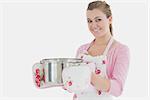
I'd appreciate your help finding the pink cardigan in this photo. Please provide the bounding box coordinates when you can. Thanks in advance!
[76,40,130,97]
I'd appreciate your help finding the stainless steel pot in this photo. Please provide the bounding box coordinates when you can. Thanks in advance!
[40,58,83,87]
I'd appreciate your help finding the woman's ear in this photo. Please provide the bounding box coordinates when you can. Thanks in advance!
[108,16,112,24]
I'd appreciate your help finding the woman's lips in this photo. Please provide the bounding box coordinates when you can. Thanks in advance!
[92,29,101,34]
[94,29,99,32]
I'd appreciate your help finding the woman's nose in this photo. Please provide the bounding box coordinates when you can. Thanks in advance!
[90,22,98,29]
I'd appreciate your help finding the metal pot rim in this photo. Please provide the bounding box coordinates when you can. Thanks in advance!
[40,58,82,63]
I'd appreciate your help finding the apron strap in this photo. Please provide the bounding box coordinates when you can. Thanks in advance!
[103,37,114,56]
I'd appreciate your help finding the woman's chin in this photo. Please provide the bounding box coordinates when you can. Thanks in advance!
[92,33,104,38]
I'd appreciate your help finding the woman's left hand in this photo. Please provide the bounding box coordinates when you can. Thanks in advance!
[91,72,110,92]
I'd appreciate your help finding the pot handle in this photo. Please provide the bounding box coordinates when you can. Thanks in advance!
[32,62,45,88]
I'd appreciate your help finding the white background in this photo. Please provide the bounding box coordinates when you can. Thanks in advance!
[0,0,149,100]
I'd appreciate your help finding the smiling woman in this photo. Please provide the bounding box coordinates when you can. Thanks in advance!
[87,9,112,38]
[1,0,148,99]
[62,0,130,100]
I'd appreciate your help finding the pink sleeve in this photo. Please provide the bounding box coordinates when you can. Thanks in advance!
[75,44,89,58]
[75,47,82,58]
[108,45,130,97]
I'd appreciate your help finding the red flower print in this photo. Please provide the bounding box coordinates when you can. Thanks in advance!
[36,69,40,74]
[37,82,40,87]
[36,74,40,79]
[73,94,77,99]
[98,90,101,95]
[43,74,45,82]
[42,69,44,73]
[35,78,40,87]
[35,77,39,82]
[68,81,72,86]
[95,69,101,74]
[102,60,106,64]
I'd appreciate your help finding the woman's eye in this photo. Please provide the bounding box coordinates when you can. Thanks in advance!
[96,19,102,22]
[87,20,92,23]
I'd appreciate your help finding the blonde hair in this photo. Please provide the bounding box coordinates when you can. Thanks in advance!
[87,0,113,36]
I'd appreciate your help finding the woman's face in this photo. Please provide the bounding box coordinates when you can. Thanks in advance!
[86,9,112,38]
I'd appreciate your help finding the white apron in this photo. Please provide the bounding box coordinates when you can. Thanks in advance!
[74,37,114,100]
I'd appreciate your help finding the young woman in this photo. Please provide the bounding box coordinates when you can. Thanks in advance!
[70,0,130,100]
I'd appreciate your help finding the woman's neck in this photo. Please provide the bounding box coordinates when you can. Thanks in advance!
[94,33,112,46]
